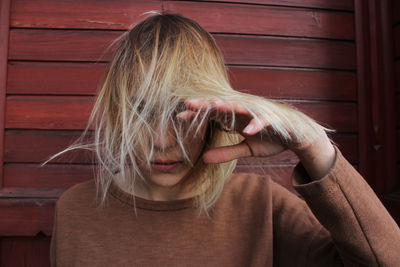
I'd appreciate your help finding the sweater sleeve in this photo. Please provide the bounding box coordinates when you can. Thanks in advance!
[291,145,400,266]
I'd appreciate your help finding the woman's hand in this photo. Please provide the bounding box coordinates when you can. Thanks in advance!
[177,99,336,181]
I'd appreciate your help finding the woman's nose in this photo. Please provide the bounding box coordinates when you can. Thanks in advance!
[153,128,177,151]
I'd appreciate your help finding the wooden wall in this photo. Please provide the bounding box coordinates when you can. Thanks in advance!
[0,0,396,265]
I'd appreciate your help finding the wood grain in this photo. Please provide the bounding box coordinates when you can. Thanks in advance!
[7,62,356,101]
[3,163,93,188]
[5,96,94,130]
[8,29,122,61]
[216,34,356,70]
[9,30,356,70]
[5,96,357,131]
[7,62,106,95]
[11,0,354,40]
[0,199,56,236]
[164,1,354,39]
[229,66,356,101]
[0,0,11,196]
[11,0,162,29]
[4,130,93,163]
[199,0,354,11]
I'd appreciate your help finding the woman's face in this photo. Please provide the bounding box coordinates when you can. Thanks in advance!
[134,120,208,200]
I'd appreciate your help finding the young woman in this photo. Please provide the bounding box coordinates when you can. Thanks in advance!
[48,12,400,266]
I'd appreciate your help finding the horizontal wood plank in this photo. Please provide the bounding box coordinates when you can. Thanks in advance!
[8,29,121,61]
[200,0,354,11]
[11,0,354,40]
[164,1,354,40]
[289,101,357,132]
[3,164,93,188]
[4,130,93,164]
[5,96,358,131]
[4,129,357,165]
[216,34,355,70]
[7,62,356,101]
[11,0,162,29]
[229,66,356,101]
[6,96,94,130]
[0,199,55,236]
[9,30,356,70]
[7,62,106,95]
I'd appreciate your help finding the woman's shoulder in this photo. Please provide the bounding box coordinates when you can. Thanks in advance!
[56,179,97,211]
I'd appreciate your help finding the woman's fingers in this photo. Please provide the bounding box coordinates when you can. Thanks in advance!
[243,116,270,135]
[202,141,253,164]
[176,110,197,121]
[179,100,271,136]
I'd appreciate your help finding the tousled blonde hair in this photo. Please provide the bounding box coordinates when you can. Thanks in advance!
[42,11,333,214]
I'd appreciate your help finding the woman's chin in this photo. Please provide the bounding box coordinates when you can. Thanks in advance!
[146,171,188,188]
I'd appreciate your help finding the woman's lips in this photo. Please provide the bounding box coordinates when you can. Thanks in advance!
[150,160,182,172]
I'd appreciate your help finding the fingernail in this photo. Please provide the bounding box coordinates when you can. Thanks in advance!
[243,124,254,134]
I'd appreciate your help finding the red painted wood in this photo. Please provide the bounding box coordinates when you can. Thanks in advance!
[164,2,354,40]
[4,130,93,163]
[216,34,356,70]
[0,187,66,198]
[356,0,399,196]
[8,29,122,61]
[229,66,356,101]
[288,101,357,132]
[5,96,357,131]
[3,164,93,188]
[7,62,356,101]
[8,30,356,70]
[5,96,94,130]
[0,0,11,196]
[11,0,161,29]
[199,0,354,11]
[1,236,51,267]
[11,0,354,40]
[7,62,106,95]
[0,199,55,236]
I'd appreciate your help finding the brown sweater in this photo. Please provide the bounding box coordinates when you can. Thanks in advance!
[50,146,400,266]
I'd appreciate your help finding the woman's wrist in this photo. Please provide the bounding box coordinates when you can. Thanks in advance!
[294,137,336,181]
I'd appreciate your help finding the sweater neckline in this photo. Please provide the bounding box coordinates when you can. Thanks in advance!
[108,180,195,211]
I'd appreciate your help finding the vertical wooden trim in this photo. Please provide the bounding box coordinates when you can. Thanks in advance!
[355,0,373,185]
[355,0,398,194]
[0,0,11,186]
[380,0,398,192]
